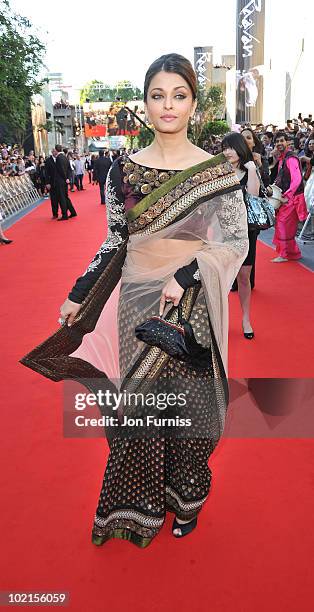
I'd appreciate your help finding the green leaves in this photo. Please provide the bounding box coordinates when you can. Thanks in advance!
[137,126,154,149]
[37,119,65,135]
[79,80,143,105]
[0,0,46,140]
[189,85,226,147]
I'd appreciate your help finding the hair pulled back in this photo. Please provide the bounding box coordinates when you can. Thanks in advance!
[144,53,197,102]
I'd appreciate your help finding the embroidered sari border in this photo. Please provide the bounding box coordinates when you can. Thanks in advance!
[19,241,128,382]
[130,177,241,236]
[126,153,227,222]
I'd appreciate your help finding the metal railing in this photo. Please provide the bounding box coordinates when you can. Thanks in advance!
[0,174,41,221]
[296,211,314,244]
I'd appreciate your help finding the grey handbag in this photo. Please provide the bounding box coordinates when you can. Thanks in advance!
[245,167,276,230]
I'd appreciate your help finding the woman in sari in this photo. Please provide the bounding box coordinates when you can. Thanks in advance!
[21,54,249,548]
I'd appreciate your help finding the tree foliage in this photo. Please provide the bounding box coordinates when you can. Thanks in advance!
[202,120,229,138]
[0,0,46,142]
[137,126,154,149]
[189,85,225,147]
[80,79,143,105]
[38,119,65,135]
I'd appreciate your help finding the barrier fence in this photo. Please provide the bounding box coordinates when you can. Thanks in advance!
[0,174,41,222]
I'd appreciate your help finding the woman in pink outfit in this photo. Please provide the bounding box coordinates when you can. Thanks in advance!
[272,132,308,262]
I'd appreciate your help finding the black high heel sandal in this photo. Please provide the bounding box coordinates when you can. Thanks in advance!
[242,323,254,340]
[243,330,254,339]
[172,516,198,538]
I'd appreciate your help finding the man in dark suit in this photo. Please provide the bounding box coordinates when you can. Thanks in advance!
[45,148,59,218]
[55,144,77,220]
[93,149,112,204]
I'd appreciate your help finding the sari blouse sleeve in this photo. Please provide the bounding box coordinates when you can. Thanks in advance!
[68,160,128,304]
[213,190,249,266]
[174,259,200,289]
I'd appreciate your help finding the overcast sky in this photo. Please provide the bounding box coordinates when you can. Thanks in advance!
[12,0,237,90]
[11,0,313,101]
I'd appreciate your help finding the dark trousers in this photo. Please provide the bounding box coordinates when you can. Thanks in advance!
[75,174,84,190]
[99,180,106,204]
[56,181,77,218]
[50,188,59,217]
[69,171,75,191]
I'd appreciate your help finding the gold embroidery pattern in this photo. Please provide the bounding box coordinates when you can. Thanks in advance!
[165,486,208,511]
[129,169,239,235]
[122,157,177,195]
[94,509,164,529]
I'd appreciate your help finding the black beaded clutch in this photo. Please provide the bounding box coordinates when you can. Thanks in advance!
[134,303,212,370]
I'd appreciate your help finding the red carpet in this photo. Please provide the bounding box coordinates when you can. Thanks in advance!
[1,180,314,611]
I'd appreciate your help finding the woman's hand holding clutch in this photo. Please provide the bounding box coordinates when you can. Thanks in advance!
[159,277,184,316]
[59,298,82,327]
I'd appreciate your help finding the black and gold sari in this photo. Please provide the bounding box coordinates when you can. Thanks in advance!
[20,153,249,547]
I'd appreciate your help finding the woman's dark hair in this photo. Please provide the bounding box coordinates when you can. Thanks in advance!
[241,126,263,154]
[305,138,314,157]
[144,53,197,102]
[221,132,253,170]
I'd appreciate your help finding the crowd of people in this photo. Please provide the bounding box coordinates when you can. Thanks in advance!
[1,112,313,252]
[0,144,37,178]
[206,115,314,175]
[0,143,121,196]
[53,99,72,109]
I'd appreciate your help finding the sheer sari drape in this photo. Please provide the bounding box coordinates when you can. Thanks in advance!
[20,154,249,547]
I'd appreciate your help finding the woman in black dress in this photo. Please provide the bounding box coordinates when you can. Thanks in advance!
[222,132,260,339]
[241,127,271,189]
[240,127,271,290]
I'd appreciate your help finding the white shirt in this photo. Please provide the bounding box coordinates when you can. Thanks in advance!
[74,159,85,175]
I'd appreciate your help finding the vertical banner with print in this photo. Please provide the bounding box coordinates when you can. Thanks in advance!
[236,0,265,124]
[194,47,213,90]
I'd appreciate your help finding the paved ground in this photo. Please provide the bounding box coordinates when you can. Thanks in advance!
[259,221,314,272]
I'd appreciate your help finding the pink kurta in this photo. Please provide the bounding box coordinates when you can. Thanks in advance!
[273,154,308,259]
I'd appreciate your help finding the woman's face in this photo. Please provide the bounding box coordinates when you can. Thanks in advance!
[222,146,240,165]
[308,139,314,151]
[145,71,196,135]
[241,129,254,151]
